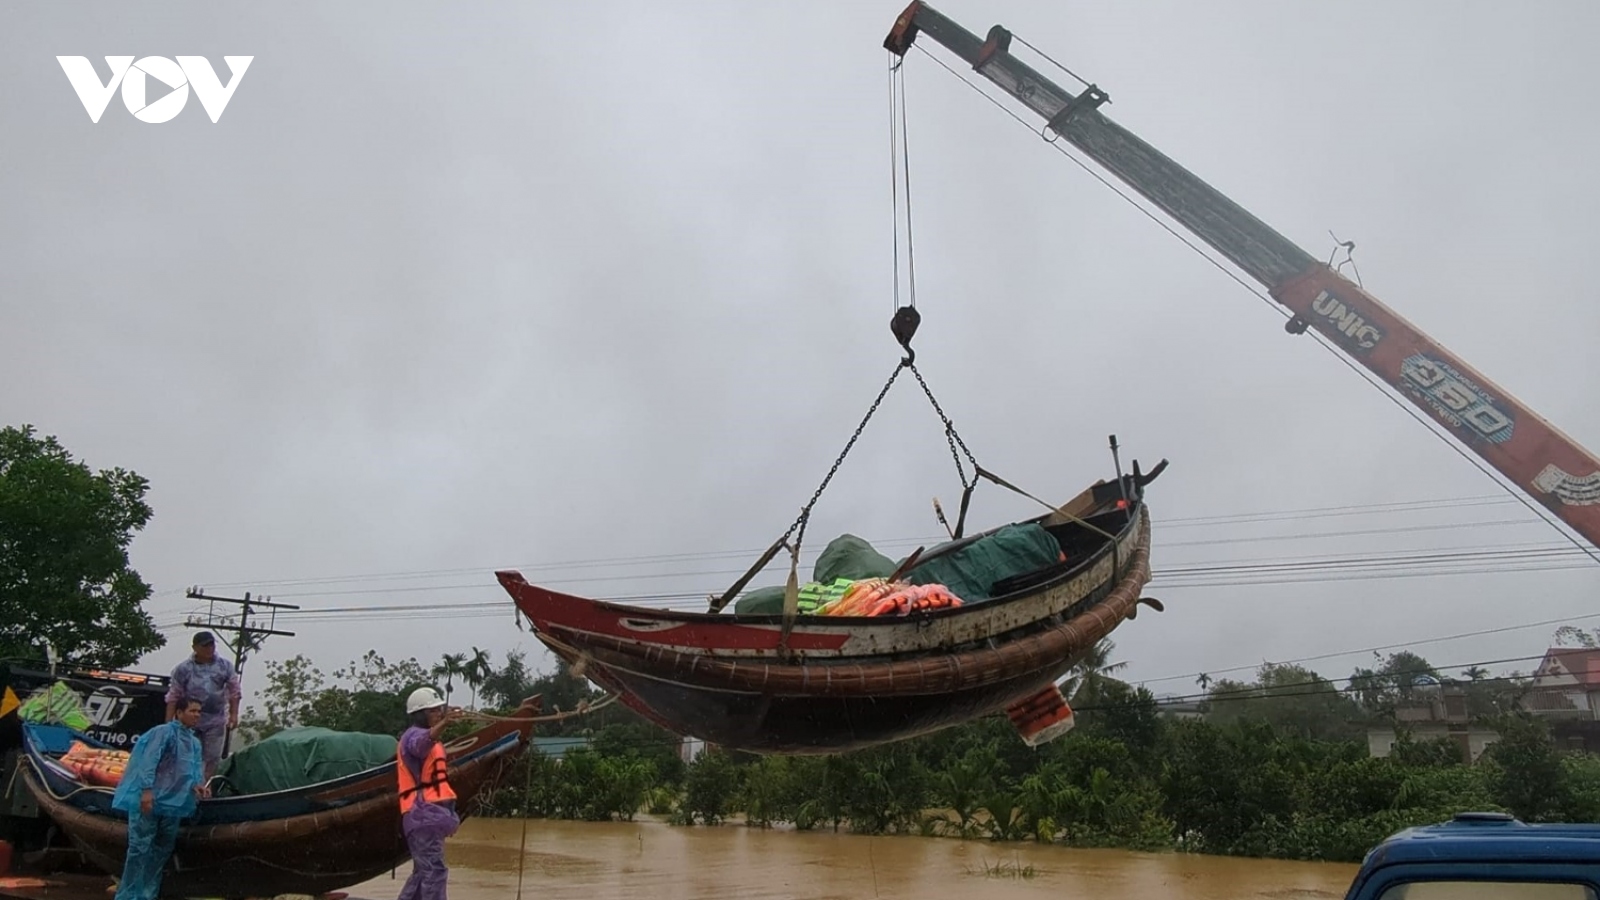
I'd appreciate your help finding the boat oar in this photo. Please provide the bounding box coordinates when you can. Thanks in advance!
[887,546,926,584]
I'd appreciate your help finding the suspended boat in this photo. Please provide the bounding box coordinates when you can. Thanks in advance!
[18,696,540,899]
[497,459,1166,754]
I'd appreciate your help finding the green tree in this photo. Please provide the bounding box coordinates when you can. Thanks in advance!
[1349,652,1440,718]
[479,649,534,710]
[1061,638,1127,708]
[1483,714,1568,822]
[1207,663,1360,741]
[463,646,492,710]
[0,424,163,667]
[238,654,327,740]
[432,653,467,703]
[1086,680,1166,763]
[1553,625,1598,648]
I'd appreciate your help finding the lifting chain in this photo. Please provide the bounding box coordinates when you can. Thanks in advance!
[786,360,906,555]
[708,310,985,613]
[909,362,979,495]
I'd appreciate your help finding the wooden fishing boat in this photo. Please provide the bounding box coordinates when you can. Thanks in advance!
[23,724,407,826]
[18,696,541,899]
[497,464,1165,754]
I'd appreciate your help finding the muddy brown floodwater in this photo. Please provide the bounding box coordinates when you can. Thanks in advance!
[347,818,1359,900]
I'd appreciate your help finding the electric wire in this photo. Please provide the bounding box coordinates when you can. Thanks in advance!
[906,43,1600,568]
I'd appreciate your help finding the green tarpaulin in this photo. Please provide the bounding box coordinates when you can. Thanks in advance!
[902,523,1063,603]
[731,524,1062,614]
[217,726,397,794]
[733,533,899,616]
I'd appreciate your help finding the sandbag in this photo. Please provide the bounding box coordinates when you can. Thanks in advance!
[903,523,1063,603]
[733,585,785,615]
[733,533,898,616]
[812,534,897,584]
[217,726,397,794]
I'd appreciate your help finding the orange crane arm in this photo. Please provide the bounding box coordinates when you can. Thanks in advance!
[885,2,1600,548]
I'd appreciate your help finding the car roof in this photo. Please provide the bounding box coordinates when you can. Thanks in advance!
[1361,813,1600,868]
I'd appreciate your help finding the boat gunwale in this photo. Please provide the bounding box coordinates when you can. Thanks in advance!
[21,697,538,816]
[534,514,1150,684]
[15,725,533,899]
[501,490,1142,633]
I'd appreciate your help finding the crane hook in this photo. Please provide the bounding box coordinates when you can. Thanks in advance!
[891,305,921,365]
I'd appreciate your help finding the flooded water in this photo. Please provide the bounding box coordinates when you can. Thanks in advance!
[347,818,1359,900]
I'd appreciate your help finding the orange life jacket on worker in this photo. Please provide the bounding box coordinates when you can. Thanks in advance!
[397,738,457,813]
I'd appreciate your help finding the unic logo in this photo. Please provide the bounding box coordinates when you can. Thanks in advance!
[1310,290,1384,351]
[56,55,253,123]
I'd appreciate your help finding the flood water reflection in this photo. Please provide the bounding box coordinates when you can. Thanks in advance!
[347,818,1358,900]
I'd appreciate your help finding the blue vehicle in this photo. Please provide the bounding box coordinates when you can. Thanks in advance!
[1345,812,1600,899]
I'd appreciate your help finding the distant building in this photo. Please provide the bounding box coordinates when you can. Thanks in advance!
[532,736,590,760]
[679,736,707,763]
[1156,695,1206,720]
[1523,647,1600,752]
[1366,683,1499,763]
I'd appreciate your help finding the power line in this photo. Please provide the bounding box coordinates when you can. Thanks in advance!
[150,493,1530,597]
[907,42,1600,569]
[1133,653,1548,709]
[198,539,1593,604]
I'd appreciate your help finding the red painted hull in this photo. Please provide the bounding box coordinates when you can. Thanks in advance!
[497,475,1160,753]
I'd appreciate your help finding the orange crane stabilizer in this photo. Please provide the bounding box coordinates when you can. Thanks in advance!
[885,1,1600,547]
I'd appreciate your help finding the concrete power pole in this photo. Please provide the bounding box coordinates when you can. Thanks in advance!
[182,587,299,756]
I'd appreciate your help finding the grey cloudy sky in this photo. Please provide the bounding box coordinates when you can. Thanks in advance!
[4,1,1598,711]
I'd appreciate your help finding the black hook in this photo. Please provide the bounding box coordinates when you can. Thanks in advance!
[891,306,921,365]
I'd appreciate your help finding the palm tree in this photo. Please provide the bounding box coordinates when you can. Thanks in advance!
[1195,672,1212,692]
[431,653,467,703]
[463,647,492,710]
[1061,638,1128,708]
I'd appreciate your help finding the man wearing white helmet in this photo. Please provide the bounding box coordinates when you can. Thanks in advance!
[395,685,464,900]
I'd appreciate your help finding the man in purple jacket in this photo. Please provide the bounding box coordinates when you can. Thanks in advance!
[164,631,241,779]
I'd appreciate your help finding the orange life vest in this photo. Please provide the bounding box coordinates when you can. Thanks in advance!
[397,738,456,813]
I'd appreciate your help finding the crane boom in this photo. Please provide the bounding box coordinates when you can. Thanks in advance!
[885,2,1600,550]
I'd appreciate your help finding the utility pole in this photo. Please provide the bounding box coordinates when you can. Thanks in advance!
[183,587,299,757]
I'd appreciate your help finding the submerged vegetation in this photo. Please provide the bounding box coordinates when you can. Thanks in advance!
[239,636,1600,864]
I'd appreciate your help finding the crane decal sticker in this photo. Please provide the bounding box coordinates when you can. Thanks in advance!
[1534,465,1600,507]
[1399,355,1515,444]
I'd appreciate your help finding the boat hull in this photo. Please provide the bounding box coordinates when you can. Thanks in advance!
[564,643,1099,753]
[24,728,399,825]
[20,699,540,899]
[500,478,1157,754]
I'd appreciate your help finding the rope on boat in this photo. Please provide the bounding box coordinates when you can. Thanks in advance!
[973,467,1119,543]
[456,692,620,724]
[19,754,109,803]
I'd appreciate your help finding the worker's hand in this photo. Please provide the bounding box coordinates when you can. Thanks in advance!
[444,707,465,724]
[228,712,238,729]
[140,790,153,815]
[196,784,212,799]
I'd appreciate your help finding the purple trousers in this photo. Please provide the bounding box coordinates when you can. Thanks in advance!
[397,800,459,900]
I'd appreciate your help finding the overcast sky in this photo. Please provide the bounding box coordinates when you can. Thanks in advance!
[4,1,1599,714]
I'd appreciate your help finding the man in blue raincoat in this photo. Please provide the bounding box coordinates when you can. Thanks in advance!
[111,697,208,900]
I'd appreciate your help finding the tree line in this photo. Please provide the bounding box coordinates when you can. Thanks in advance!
[239,638,1600,864]
[8,423,1597,864]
